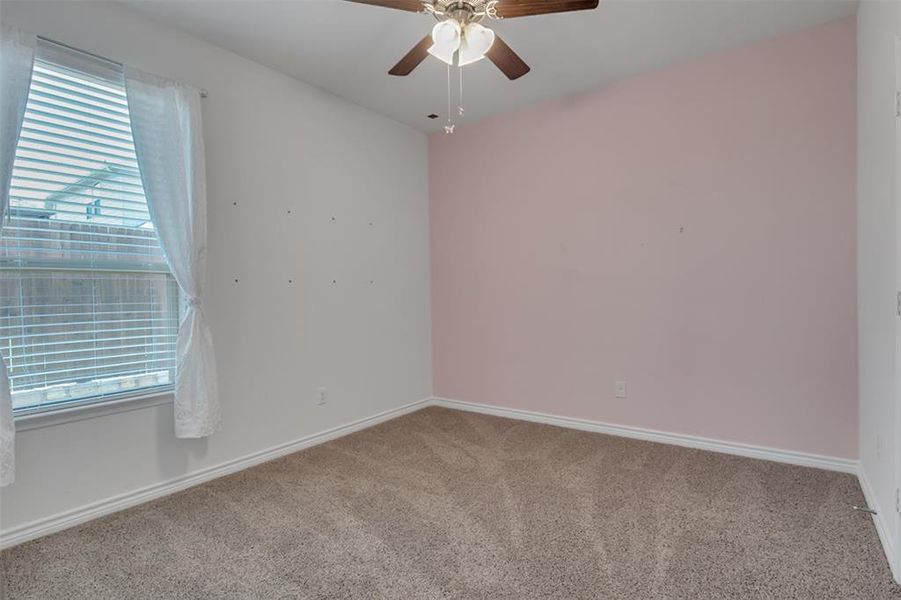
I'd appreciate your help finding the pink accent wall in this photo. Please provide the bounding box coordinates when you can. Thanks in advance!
[429,17,858,458]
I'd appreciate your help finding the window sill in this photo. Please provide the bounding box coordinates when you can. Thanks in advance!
[14,389,174,432]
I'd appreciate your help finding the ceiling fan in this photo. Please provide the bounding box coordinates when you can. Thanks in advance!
[346,0,600,80]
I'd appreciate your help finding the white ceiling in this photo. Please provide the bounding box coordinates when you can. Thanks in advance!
[123,0,858,132]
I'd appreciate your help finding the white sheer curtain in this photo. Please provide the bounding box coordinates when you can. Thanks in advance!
[0,26,36,487]
[125,67,220,438]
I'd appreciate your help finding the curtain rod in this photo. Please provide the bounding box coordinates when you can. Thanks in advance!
[37,35,209,98]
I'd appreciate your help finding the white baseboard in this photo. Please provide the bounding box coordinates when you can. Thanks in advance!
[0,398,430,550]
[857,466,899,583]
[430,397,859,474]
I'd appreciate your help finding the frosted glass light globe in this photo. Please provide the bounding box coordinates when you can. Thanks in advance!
[458,22,495,66]
[428,20,462,65]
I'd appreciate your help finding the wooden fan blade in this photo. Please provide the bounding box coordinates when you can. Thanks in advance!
[344,0,425,12]
[389,35,433,76]
[496,0,599,18]
[486,35,530,80]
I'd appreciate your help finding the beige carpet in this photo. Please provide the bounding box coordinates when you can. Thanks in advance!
[2,406,899,599]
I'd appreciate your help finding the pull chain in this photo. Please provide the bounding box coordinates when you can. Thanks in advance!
[445,63,454,134]
[458,66,464,117]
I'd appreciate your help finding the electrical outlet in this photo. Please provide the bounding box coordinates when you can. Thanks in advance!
[615,381,627,399]
[317,387,327,406]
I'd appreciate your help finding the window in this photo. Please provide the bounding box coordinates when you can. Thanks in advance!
[1,39,178,414]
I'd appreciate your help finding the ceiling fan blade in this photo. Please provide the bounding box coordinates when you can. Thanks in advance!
[389,35,433,76]
[344,0,425,12]
[486,35,530,80]
[496,0,599,18]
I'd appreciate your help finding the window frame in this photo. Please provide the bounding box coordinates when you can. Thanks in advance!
[3,38,179,424]
[14,387,173,431]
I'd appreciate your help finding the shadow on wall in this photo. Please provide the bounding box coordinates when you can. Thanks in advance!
[154,403,210,482]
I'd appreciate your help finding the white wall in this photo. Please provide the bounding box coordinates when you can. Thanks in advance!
[0,1,432,533]
[857,0,901,577]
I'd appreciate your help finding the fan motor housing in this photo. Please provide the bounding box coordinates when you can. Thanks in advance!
[429,0,498,22]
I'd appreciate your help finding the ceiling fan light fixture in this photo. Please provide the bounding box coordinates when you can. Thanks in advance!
[428,19,461,65]
[355,0,602,79]
[458,22,495,66]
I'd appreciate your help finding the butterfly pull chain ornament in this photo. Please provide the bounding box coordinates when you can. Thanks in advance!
[444,63,456,134]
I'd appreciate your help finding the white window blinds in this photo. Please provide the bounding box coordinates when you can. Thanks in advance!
[0,39,178,412]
